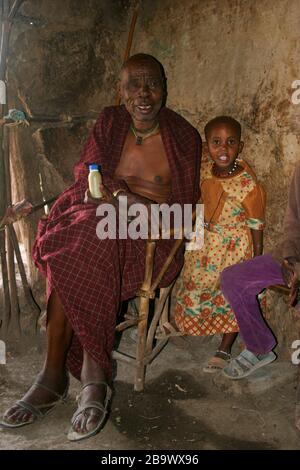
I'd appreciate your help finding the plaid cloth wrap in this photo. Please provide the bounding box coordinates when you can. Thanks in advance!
[33,105,201,380]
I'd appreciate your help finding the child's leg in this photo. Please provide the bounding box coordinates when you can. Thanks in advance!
[220,254,284,354]
[217,331,238,356]
[203,332,238,372]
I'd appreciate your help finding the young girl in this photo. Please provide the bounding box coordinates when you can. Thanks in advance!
[174,115,266,372]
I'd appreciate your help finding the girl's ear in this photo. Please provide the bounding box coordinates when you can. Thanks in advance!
[238,141,244,153]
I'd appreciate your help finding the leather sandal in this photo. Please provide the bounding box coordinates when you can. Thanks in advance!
[67,381,112,442]
[0,377,69,429]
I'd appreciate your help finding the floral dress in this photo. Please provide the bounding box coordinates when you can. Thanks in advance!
[174,158,266,336]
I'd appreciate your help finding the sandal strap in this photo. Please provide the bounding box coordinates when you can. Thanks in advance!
[237,350,259,367]
[81,381,109,392]
[226,350,259,376]
[71,401,107,424]
[16,400,46,418]
[80,382,112,401]
[77,382,112,406]
[72,382,112,425]
[216,349,231,359]
[34,381,68,401]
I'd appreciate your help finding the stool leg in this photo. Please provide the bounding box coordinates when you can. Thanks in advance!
[135,295,149,391]
[134,240,156,392]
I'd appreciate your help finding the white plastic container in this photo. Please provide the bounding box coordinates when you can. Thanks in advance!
[88,164,103,198]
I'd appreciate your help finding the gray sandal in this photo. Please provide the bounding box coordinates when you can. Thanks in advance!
[0,379,69,429]
[67,381,112,442]
[222,349,276,380]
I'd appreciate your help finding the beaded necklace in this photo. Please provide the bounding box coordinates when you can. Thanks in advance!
[212,159,239,177]
[130,122,160,145]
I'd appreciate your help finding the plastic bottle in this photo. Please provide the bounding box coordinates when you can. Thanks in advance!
[88,164,103,198]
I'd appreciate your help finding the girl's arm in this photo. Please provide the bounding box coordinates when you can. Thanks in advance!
[250,229,263,257]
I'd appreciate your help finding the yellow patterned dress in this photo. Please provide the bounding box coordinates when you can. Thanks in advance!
[174,158,266,336]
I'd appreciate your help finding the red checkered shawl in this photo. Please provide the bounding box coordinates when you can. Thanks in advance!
[33,105,201,379]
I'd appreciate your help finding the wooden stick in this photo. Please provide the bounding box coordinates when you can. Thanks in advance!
[123,9,138,64]
[27,112,99,122]
[116,9,139,106]
[0,0,11,335]
[8,0,24,20]
[3,115,21,334]
[6,228,20,334]
[30,195,58,213]
[8,225,41,327]
[0,195,59,230]
[134,240,156,391]
[0,230,11,336]
[0,0,27,336]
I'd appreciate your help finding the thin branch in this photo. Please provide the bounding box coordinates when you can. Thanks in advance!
[0,230,11,336]
[8,0,24,20]
[8,225,41,326]
[6,229,21,335]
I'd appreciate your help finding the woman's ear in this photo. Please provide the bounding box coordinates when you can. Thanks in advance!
[238,141,244,153]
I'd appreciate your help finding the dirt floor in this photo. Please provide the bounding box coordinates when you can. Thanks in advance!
[0,329,300,451]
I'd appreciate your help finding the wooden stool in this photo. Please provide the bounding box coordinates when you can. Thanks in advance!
[113,237,184,391]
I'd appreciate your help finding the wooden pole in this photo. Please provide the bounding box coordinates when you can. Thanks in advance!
[116,8,139,106]
[123,9,138,65]
[134,240,156,391]
[0,0,27,337]
[4,124,20,335]
[8,225,41,330]
[0,0,11,336]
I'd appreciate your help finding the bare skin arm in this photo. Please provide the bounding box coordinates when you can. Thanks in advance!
[250,229,263,257]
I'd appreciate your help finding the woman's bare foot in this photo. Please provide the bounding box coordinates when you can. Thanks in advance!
[1,371,69,427]
[68,351,112,441]
[69,382,110,439]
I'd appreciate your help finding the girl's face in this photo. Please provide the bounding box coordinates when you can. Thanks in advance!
[206,123,244,172]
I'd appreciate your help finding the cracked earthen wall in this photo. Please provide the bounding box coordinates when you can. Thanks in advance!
[6,0,300,350]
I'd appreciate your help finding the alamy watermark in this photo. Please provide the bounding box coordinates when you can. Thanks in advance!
[291,80,300,105]
[291,340,300,365]
[95,197,204,251]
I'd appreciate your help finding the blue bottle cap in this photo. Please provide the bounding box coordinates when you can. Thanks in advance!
[89,163,98,171]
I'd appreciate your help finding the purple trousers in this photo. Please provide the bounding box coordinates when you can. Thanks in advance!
[220,254,291,354]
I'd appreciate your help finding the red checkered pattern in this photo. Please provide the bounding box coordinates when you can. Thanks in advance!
[33,105,201,380]
[175,308,239,336]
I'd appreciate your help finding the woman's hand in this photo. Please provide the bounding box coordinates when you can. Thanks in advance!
[84,184,118,208]
[282,258,300,306]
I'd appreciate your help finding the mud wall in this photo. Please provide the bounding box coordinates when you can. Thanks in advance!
[6,0,300,349]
